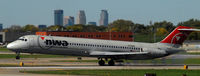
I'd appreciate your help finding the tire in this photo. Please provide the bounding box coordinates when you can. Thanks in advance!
[16,56,20,60]
[98,60,105,66]
[108,60,115,66]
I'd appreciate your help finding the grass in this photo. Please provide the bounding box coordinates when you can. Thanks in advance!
[0,64,19,67]
[21,69,200,76]
[51,60,98,62]
[0,64,60,67]
[0,47,12,52]
[0,54,68,59]
[184,58,200,64]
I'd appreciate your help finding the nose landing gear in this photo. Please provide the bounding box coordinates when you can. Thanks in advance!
[16,52,20,60]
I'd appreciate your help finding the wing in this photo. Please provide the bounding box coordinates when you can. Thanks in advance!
[90,51,148,56]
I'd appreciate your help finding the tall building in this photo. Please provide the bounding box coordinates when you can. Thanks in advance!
[88,22,97,26]
[76,10,86,25]
[38,25,47,29]
[0,23,3,30]
[54,9,64,26]
[64,16,74,26]
[99,10,108,26]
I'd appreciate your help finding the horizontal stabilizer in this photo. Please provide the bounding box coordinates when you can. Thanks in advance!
[90,51,148,56]
[178,29,200,32]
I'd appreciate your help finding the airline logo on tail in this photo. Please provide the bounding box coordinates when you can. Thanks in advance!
[160,26,193,45]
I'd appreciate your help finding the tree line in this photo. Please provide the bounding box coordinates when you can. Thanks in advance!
[4,18,200,41]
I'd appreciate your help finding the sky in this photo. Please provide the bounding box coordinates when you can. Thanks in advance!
[1,0,200,28]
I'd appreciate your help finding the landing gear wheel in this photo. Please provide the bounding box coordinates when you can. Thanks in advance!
[16,55,20,60]
[16,52,20,60]
[108,60,115,66]
[98,60,105,66]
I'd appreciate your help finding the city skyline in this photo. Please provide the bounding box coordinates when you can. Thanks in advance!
[1,0,200,28]
[54,9,64,26]
[99,10,108,26]
[76,10,86,25]
[64,16,74,26]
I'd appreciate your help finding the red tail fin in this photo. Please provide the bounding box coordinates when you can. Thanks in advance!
[160,26,193,45]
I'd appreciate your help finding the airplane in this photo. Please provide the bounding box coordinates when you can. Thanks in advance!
[6,26,200,66]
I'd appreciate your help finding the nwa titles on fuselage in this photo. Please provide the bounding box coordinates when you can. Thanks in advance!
[7,26,200,66]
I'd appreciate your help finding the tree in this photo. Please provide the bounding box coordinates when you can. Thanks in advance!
[47,25,63,31]
[22,24,39,32]
[133,24,146,33]
[153,21,175,32]
[6,25,22,32]
[178,19,200,40]
[84,25,98,32]
[178,19,200,28]
[96,26,107,32]
[156,28,168,36]
[108,19,135,32]
[66,24,85,32]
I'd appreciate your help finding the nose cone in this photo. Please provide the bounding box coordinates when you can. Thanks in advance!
[7,41,29,50]
[7,42,17,50]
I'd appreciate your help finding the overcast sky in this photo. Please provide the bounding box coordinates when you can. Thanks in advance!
[0,0,200,28]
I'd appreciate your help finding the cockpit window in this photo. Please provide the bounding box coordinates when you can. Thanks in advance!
[18,37,27,41]
[18,39,25,41]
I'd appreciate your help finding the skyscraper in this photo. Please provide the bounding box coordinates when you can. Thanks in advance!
[64,16,74,26]
[0,23,2,30]
[38,25,47,29]
[76,10,86,25]
[54,9,64,26]
[88,22,97,26]
[99,10,108,26]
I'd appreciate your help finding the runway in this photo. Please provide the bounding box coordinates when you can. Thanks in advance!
[1,52,200,76]
[1,65,200,70]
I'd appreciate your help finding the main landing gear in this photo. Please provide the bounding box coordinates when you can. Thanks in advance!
[98,58,115,66]
[16,52,20,60]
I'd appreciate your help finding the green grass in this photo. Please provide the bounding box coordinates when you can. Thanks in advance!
[184,58,200,64]
[0,47,11,52]
[51,60,98,62]
[0,64,60,67]
[21,69,200,76]
[0,54,68,58]
[0,64,19,67]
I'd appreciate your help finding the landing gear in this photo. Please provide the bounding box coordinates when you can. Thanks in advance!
[16,52,20,60]
[108,59,115,66]
[98,58,115,66]
[98,59,105,66]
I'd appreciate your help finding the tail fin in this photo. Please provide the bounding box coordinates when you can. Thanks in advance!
[160,26,193,45]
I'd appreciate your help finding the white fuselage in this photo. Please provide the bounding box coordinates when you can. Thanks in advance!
[7,35,183,60]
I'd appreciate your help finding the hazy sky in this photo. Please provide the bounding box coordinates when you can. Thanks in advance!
[1,0,200,28]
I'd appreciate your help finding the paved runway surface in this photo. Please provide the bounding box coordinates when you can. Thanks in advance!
[0,65,200,70]
[1,51,200,76]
